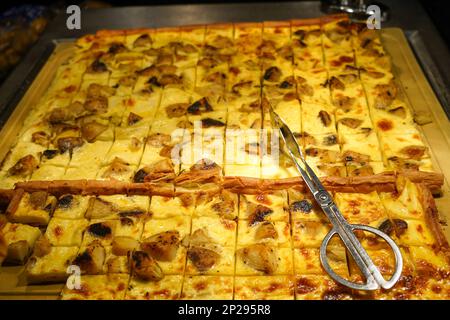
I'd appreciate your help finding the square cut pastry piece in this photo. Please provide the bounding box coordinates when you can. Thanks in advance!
[180,275,234,300]
[82,219,117,246]
[340,130,382,163]
[53,194,91,219]
[333,191,388,227]
[141,216,190,275]
[190,216,236,246]
[294,275,353,300]
[237,220,291,248]
[85,195,150,220]
[149,195,194,219]
[1,222,41,264]
[194,190,238,219]
[379,132,429,163]
[235,243,293,276]
[61,274,130,300]
[125,275,183,300]
[409,246,450,277]
[234,276,295,300]
[45,218,88,246]
[7,191,56,226]
[288,189,327,222]
[27,244,79,284]
[294,247,348,277]
[379,179,425,220]
[239,192,288,223]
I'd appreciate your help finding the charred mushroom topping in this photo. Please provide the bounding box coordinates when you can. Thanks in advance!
[48,108,74,124]
[73,242,106,274]
[290,200,313,213]
[81,121,108,142]
[263,66,282,82]
[88,222,112,238]
[318,110,332,127]
[305,148,339,162]
[133,34,152,48]
[127,112,143,126]
[129,137,142,151]
[137,65,159,77]
[210,197,236,219]
[295,132,316,146]
[232,81,253,94]
[87,59,108,73]
[108,43,127,54]
[248,204,273,226]
[156,54,173,65]
[399,145,427,160]
[297,83,314,97]
[347,163,375,176]
[323,134,338,146]
[201,118,225,128]
[388,157,420,171]
[338,73,358,84]
[363,70,385,79]
[8,155,38,177]
[86,198,117,219]
[158,74,182,86]
[388,106,406,119]
[165,103,189,118]
[57,195,74,209]
[203,71,226,84]
[254,221,278,241]
[135,159,176,183]
[329,76,345,90]
[342,151,371,163]
[84,96,109,114]
[43,149,59,159]
[239,243,278,274]
[130,250,164,281]
[378,219,394,236]
[187,246,221,272]
[141,230,180,262]
[133,168,148,183]
[29,191,47,209]
[102,157,130,178]
[374,81,398,110]
[86,83,116,98]
[31,131,50,146]
[338,118,363,129]
[112,236,139,256]
[197,57,219,68]
[393,219,408,236]
[279,76,295,89]
[332,95,355,112]
[57,137,84,154]
[118,75,137,87]
[146,133,171,147]
[187,97,213,115]
[33,236,51,258]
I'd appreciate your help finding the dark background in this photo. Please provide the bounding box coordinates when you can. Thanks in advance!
[0,0,449,48]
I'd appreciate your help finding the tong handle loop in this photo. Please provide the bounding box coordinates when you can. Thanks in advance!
[319,225,403,291]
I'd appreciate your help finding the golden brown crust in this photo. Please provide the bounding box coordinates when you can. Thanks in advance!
[417,183,450,252]
[124,28,156,36]
[206,23,234,30]
[5,188,24,218]
[179,24,206,32]
[320,13,350,25]
[263,20,290,28]
[290,17,323,27]
[96,29,127,37]
[156,26,180,33]
[234,22,263,29]
[11,171,444,197]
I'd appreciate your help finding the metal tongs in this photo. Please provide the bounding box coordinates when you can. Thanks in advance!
[269,105,403,290]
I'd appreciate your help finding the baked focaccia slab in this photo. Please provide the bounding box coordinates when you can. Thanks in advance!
[0,15,435,189]
[0,164,449,300]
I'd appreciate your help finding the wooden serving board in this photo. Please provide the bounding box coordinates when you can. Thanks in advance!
[0,28,449,299]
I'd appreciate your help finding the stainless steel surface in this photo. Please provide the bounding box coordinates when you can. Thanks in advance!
[270,105,403,290]
[320,0,390,22]
[406,30,450,119]
[0,0,448,127]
